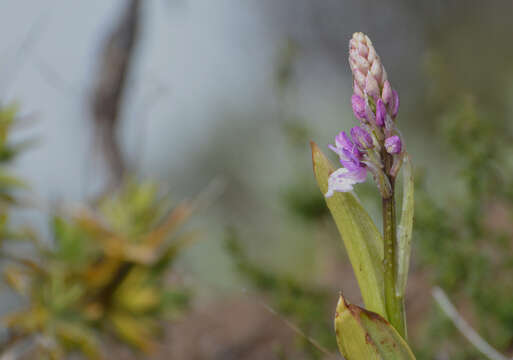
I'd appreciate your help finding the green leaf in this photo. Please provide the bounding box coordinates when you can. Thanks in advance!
[311,142,385,317]
[52,216,90,265]
[335,294,416,360]
[0,170,28,189]
[335,296,381,360]
[396,154,414,297]
[55,322,101,360]
[109,313,157,351]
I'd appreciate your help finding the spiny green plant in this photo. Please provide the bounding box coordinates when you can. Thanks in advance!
[0,101,203,359]
[2,178,195,358]
[0,103,31,242]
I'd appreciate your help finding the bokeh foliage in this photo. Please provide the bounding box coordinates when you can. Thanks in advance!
[225,230,335,359]
[0,104,29,241]
[0,106,194,359]
[413,23,513,357]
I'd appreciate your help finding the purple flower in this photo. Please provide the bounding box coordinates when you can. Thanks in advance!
[329,131,361,159]
[385,135,402,154]
[375,98,386,127]
[326,131,369,197]
[350,126,373,149]
[351,94,366,121]
[339,148,363,171]
[364,99,376,124]
[325,166,367,197]
[330,32,405,199]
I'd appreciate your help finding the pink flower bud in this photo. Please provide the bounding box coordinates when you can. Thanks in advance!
[355,55,370,73]
[354,32,365,43]
[382,80,392,105]
[365,73,380,100]
[375,98,386,127]
[381,67,388,84]
[351,126,373,149]
[370,60,383,85]
[367,45,377,63]
[351,94,366,121]
[358,43,368,57]
[385,135,402,154]
[348,33,388,98]
[354,70,366,94]
[353,79,364,98]
[365,99,376,124]
[349,38,358,50]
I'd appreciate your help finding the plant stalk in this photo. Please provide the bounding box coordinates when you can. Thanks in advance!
[382,151,406,338]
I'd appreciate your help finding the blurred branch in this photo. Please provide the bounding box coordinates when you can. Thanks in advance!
[30,52,82,98]
[432,286,509,360]
[91,0,141,191]
[133,82,170,169]
[0,2,56,98]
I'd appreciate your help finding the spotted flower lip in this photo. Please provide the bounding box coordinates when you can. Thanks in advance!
[325,166,367,197]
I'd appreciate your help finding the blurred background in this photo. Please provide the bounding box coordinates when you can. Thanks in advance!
[1,0,513,359]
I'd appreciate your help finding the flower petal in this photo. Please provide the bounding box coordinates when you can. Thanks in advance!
[335,131,354,150]
[325,167,367,197]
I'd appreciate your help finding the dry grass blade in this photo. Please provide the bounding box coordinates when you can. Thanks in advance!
[251,295,337,358]
[432,287,509,360]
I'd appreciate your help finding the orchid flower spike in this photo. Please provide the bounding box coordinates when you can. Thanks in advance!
[349,32,400,124]
[326,32,404,198]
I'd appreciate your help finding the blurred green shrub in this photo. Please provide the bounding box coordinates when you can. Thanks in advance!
[0,104,30,242]
[0,105,195,358]
[3,181,194,358]
[414,48,513,358]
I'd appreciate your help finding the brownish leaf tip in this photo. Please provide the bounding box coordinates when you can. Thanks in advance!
[310,140,319,171]
[336,293,352,313]
[360,306,391,325]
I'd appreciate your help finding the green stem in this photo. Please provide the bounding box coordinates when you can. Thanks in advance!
[382,152,406,338]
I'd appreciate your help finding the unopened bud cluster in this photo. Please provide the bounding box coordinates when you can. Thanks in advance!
[326,33,404,198]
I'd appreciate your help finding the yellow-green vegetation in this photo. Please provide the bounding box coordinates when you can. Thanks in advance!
[311,142,416,359]
[0,104,29,241]
[3,181,195,358]
[0,105,195,359]
[334,294,415,360]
